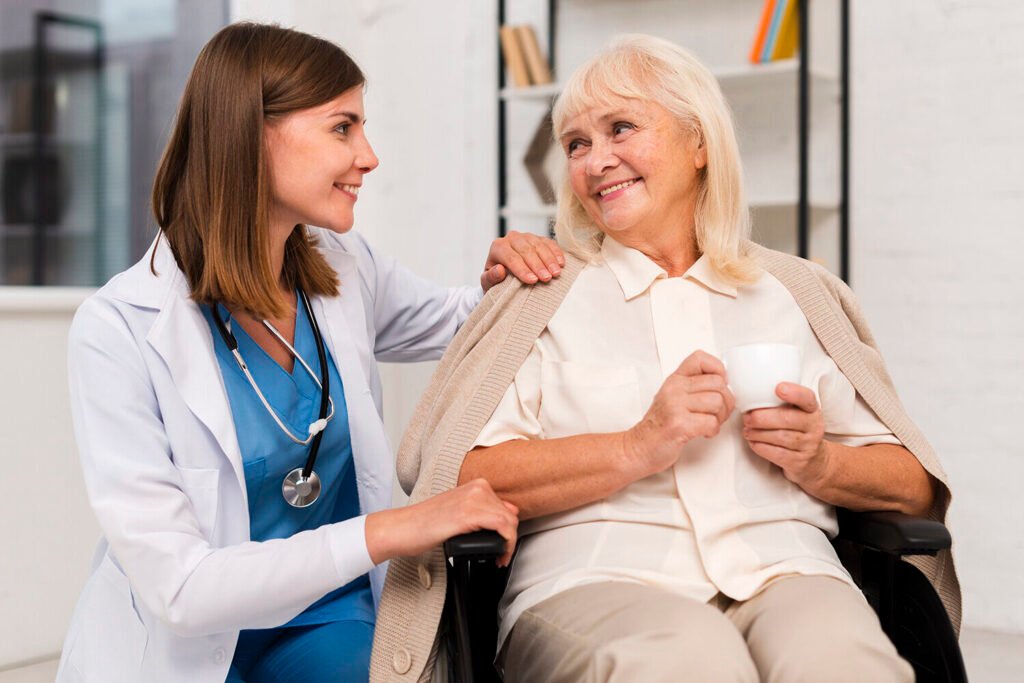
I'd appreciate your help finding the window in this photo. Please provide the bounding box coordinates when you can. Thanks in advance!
[0,0,227,286]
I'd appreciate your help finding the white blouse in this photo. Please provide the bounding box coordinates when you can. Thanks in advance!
[473,236,900,649]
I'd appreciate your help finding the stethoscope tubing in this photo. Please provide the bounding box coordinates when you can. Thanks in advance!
[209,288,331,482]
[300,290,329,479]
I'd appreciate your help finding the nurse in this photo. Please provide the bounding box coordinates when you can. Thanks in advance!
[57,23,558,682]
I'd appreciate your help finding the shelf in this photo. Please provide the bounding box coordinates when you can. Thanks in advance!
[500,82,562,101]
[0,46,100,77]
[500,205,556,220]
[0,132,94,146]
[500,60,839,101]
[497,0,850,280]
[747,196,840,211]
[0,224,93,236]
[713,60,837,92]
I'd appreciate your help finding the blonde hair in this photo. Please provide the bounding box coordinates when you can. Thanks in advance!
[552,34,759,285]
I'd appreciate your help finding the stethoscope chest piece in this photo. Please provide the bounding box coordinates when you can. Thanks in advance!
[282,467,322,508]
[212,289,334,509]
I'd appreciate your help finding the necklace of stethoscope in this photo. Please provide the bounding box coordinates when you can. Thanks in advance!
[210,289,333,508]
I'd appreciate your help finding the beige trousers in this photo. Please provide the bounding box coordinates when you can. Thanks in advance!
[500,576,913,683]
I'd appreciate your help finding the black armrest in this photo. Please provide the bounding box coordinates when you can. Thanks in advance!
[836,509,951,556]
[444,530,506,562]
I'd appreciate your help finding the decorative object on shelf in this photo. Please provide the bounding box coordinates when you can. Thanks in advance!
[522,107,558,205]
[1,152,69,225]
[499,23,552,87]
[749,0,800,64]
[7,80,56,134]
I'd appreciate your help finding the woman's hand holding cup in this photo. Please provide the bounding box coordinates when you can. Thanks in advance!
[624,350,735,477]
[741,383,833,496]
[722,343,832,495]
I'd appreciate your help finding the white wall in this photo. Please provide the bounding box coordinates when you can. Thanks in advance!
[0,290,97,668]
[230,0,1024,635]
[851,0,1024,633]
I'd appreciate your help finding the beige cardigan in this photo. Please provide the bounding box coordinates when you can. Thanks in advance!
[369,243,961,683]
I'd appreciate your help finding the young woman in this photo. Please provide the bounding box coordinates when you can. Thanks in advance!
[56,22,561,682]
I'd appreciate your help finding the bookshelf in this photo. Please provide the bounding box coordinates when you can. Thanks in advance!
[0,12,105,286]
[497,0,851,282]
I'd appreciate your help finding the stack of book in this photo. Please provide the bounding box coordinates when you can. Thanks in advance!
[499,24,553,88]
[749,0,800,64]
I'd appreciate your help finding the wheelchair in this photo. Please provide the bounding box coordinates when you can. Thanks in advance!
[442,509,966,683]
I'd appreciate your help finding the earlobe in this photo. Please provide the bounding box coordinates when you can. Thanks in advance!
[695,143,707,170]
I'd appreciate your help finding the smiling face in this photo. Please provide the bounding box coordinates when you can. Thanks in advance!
[263,86,378,238]
[560,97,706,246]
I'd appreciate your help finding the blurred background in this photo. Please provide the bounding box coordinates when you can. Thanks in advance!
[0,1,1020,680]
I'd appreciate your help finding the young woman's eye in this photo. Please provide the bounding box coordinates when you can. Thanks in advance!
[334,122,351,135]
[612,121,635,136]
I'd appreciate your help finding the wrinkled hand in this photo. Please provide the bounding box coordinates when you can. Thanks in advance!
[742,382,832,494]
[624,351,735,477]
[365,479,519,567]
[481,230,566,291]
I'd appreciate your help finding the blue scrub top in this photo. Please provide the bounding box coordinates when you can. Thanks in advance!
[203,298,374,628]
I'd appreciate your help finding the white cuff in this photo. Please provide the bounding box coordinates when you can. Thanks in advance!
[326,515,377,585]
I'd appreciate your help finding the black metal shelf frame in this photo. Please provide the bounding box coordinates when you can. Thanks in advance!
[30,11,105,286]
[497,0,851,283]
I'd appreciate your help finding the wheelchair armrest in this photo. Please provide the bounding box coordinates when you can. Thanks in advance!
[445,530,506,562]
[836,508,951,556]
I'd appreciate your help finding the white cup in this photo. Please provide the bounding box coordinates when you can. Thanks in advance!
[722,343,802,413]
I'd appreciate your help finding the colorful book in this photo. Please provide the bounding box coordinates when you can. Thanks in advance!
[770,0,800,61]
[760,0,788,63]
[748,0,777,64]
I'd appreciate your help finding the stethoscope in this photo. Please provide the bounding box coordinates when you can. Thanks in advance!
[210,289,334,508]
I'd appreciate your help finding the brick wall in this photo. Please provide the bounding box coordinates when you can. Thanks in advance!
[851,0,1024,632]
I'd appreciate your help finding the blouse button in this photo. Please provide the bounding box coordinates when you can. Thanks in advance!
[392,647,412,674]
[213,647,226,664]
[418,563,432,589]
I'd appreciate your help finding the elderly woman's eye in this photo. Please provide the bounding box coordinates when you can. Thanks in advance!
[566,139,587,157]
[612,122,635,136]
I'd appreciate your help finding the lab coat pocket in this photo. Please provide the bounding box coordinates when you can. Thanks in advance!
[178,466,221,540]
[539,361,642,436]
[65,555,148,680]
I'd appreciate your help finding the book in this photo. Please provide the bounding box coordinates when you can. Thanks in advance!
[499,24,531,88]
[760,0,788,62]
[770,0,800,61]
[748,0,777,64]
[516,25,553,85]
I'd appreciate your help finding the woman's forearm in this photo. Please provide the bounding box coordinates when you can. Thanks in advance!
[811,442,936,516]
[459,432,644,520]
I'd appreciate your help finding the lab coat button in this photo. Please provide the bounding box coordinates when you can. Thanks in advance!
[418,563,432,589]
[213,647,226,664]
[392,647,412,674]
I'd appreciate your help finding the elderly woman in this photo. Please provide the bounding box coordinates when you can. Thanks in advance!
[371,35,959,683]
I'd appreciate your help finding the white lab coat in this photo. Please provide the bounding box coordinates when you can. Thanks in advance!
[56,228,482,682]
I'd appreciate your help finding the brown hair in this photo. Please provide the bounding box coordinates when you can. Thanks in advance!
[151,22,365,319]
